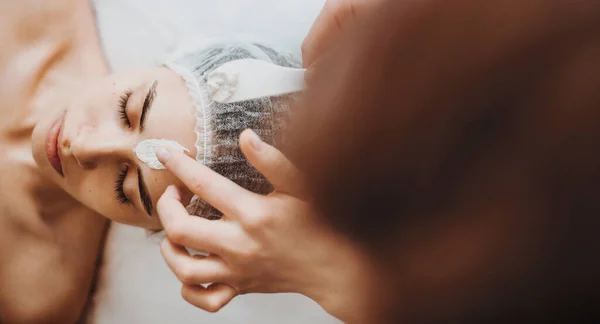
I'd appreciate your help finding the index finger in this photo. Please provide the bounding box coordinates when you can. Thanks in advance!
[156,146,258,218]
[239,130,307,199]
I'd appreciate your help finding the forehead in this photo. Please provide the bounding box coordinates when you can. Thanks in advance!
[135,68,198,216]
[145,71,196,140]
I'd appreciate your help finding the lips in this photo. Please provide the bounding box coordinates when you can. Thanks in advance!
[46,113,65,177]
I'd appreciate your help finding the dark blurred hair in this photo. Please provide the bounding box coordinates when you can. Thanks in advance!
[287,0,600,322]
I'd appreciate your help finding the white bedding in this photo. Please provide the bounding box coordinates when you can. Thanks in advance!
[87,1,339,323]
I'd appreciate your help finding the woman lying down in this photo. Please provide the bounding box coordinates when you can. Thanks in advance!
[0,1,297,322]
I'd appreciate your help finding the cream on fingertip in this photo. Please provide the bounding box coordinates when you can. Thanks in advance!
[133,139,187,170]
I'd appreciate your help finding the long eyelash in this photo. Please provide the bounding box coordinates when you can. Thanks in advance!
[115,166,131,205]
[118,91,133,128]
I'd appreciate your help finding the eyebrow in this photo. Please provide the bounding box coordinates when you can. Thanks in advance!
[140,80,158,132]
[137,167,153,216]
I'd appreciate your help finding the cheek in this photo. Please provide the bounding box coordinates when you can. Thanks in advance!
[66,167,131,222]
[68,85,119,126]
[67,167,116,208]
[147,171,195,213]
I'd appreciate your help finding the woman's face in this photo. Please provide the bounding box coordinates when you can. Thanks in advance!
[32,67,197,229]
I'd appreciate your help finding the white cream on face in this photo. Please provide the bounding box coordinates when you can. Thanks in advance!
[133,139,189,170]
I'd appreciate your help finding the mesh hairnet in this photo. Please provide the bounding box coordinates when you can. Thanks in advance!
[164,38,300,219]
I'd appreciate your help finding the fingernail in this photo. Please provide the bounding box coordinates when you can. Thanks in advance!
[156,147,170,163]
[164,185,178,199]
[247,130,263,151]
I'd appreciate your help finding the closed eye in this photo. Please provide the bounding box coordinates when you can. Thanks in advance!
[140,81,158,132]
[118,90,133,129]
[115,165,131,205]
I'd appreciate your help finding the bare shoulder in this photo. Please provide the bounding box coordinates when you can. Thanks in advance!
[0,183,107,323]
[0,0,105,78]
[0,233,84,323]
[0,0,94,21]
[0,0,95,40]
[0,0,106,130]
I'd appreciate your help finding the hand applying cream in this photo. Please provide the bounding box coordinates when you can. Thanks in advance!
[133,139,189,170]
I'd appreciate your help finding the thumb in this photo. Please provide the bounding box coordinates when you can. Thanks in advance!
[302,0,360,68]
[239,129,307,199]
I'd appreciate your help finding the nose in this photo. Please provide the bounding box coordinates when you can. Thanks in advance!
[70,124,133,169]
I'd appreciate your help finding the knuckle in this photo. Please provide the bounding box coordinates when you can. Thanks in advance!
[205,298,225,313]
[243,214,265,232]
[327,0,351,28]
[264,146,283,166]
[229,241,256,260]
[239,243,261,260]
[189,176,207,194]
[167,223,189,244]
[325,0,343,15]
[222,232,250,256]
[349,3,358,19]
[244,209,274,232]
[229,244,246,259]
[232,277,251,293]
[332,0,349,12]
[181,287,202,309]
[241,203,268,229]
[176,265,196,285]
